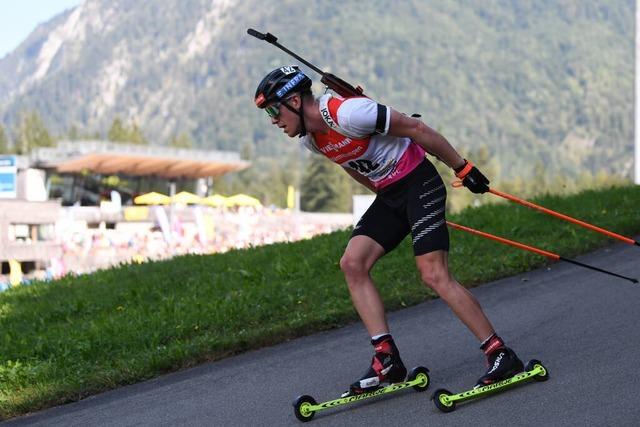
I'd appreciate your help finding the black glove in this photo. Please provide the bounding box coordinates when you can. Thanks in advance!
[454,160,490,194]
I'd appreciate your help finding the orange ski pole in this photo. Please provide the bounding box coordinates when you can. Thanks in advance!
[488,188,639,247]
[447,221,638,284]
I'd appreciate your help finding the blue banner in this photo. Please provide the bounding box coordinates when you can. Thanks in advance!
[0,155,17,198]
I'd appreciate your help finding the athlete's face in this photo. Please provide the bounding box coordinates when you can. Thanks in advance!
[268,95,301,138]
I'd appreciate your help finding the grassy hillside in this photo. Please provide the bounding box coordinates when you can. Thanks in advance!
[1,184,639,419]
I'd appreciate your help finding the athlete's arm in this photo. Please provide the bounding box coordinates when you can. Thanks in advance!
[386,109,466,170]
[386,109,490,193]
[344,168,376,193]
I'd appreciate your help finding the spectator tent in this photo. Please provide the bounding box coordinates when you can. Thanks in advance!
[29,140,250,204]
[32,140,250,179]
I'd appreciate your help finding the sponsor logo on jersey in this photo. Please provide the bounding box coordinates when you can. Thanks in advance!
[319,137,352,154]
[330,146,364,163]
[320,106,337,128]
[314,131,366,163]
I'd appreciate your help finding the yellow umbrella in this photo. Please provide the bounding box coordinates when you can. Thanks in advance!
[134,191,171,205]
[203,194,228,207]
[226,193,262,207]
[172,191,202,205]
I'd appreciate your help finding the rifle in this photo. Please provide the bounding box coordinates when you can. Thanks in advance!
[247,28,365,98]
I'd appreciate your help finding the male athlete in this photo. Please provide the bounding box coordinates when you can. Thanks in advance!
[254,65,523,396]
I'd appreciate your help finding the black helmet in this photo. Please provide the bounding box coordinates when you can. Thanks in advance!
[254,65,312,108]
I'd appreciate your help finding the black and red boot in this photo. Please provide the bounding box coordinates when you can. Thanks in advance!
[342,335,407,397]
[475,334,524,388]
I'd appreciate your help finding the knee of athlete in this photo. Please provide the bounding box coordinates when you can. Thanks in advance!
[339,254,368,278]
[419,266,451,294]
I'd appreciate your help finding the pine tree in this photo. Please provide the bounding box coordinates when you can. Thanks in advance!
[240,142,253,161]
[128,121,148,145]
[169,132,193,149]
[108,117,148,145]
[68,125,80,140]
[301,155,351,212]
[0,124,9,153]
[15,111,54,154]
[108,117,128,142]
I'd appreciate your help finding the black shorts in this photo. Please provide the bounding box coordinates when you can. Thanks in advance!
[351,159,449,256]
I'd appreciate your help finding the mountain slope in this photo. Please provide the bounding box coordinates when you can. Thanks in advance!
[0,0,634,179]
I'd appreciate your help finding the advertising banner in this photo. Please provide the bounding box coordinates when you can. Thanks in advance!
[0,156,17,199]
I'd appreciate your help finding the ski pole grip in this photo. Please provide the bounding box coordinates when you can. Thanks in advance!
[247,28,278,43]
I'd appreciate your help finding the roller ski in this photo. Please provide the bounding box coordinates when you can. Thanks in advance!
[432,358,548,412]
[293,335,430,422]
[432,341,548,413]
[293,366,430,422]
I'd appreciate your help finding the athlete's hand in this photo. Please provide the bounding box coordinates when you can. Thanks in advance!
[454,160,490,194]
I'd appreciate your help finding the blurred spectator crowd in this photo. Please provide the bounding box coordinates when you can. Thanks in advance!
[0,206,352,289]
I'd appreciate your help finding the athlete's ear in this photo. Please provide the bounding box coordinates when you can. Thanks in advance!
[289,94,301,108]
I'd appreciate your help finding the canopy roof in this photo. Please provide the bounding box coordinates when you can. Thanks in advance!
[31,140,250,179]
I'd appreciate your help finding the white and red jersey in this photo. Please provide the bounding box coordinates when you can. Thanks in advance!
[300,94,426,190]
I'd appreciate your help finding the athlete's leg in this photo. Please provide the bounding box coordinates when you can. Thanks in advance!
[341,196,412,395]
[339,235,388,336]
[340,236,410,396]
[346,193,410,336]
[415,250,524,386]
[415,250,494,341]
[406,161,494,339]
[407,160,523,385]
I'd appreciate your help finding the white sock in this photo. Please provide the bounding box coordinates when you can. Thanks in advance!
[371,333,391,341]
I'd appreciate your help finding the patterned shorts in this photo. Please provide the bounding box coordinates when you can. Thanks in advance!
[351,159,449,256]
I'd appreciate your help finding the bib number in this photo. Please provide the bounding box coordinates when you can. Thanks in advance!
[348,159,379,174]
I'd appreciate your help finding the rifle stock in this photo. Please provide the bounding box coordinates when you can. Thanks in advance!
[321,74,364,97]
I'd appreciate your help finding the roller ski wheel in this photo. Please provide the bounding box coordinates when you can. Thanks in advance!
[292,366,430,422]
[525,359,549,382]
[407,366,430,392]
[293,395,317,422]
[432,388,456,413]
[432,359,549,413]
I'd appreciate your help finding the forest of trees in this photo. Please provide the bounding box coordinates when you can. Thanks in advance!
[0,111,54,155]
[0,1,635,212]
[0,108,630,213]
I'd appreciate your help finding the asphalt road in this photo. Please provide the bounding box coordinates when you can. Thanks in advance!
[5,239,640,426]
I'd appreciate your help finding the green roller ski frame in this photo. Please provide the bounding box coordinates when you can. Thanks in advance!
[432,359,549,413]
[293,366,430,422]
